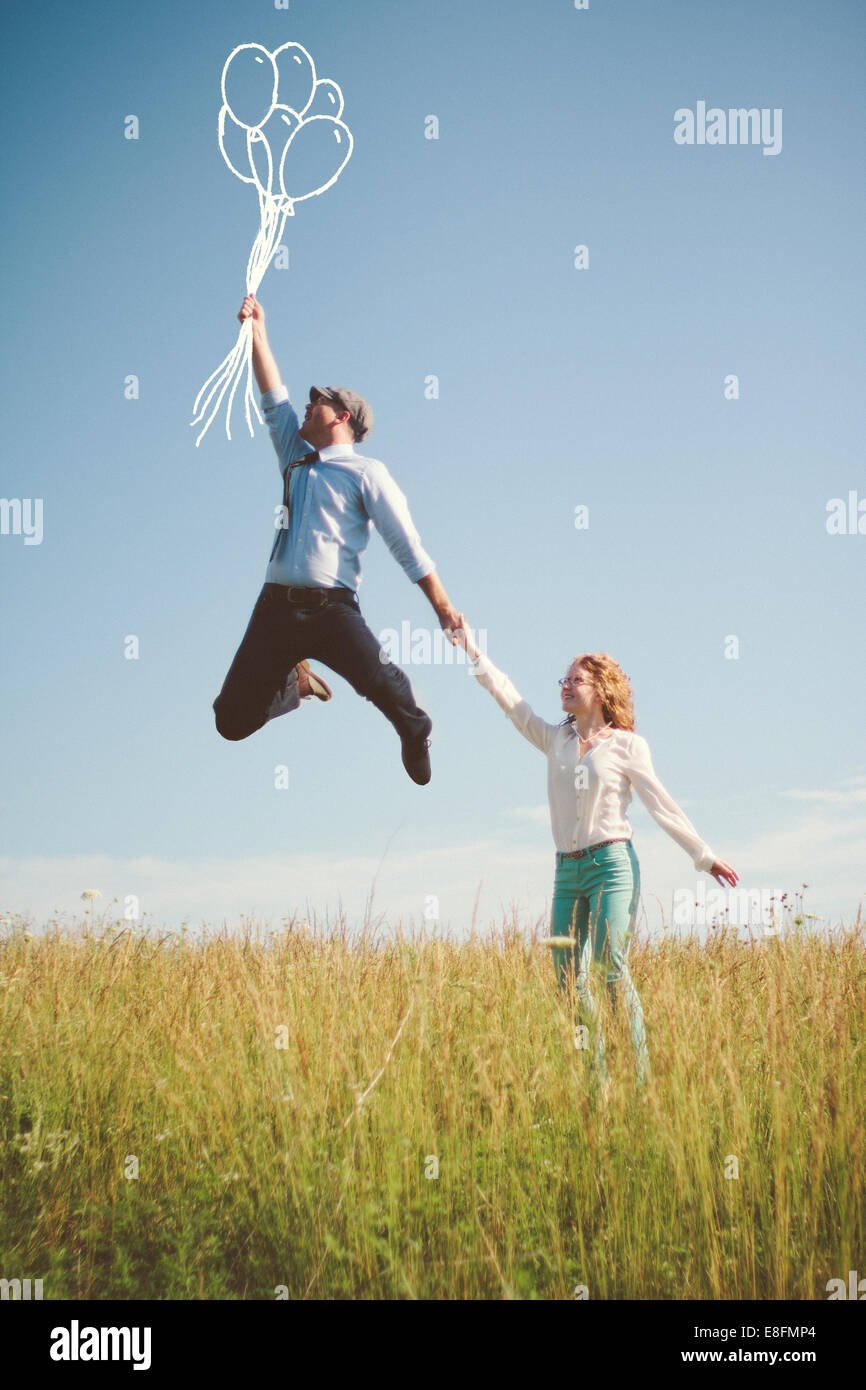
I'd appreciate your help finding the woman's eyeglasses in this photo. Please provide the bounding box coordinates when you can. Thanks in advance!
[559,677,589,689]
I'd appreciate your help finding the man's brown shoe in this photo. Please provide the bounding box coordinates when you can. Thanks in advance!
[296,660,332,702]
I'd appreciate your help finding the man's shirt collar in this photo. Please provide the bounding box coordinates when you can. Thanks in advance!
[317,442,360,461]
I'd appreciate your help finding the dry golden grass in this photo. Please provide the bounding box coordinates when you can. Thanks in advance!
[1,912,863,1299]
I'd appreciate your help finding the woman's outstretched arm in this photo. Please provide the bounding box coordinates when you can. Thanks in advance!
[626,734,738,886]
[457,622,557,756]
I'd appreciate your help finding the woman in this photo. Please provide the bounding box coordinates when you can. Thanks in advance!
[458,628,738,1089]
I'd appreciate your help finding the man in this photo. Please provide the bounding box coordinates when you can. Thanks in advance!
[213,294,463,784]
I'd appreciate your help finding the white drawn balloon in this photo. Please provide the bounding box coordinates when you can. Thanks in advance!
[279,116,354,203]
[244,128,275,197]
[272,42,316,119]
[303,79,345,121]
[218,104,259,184]
[221,43,278,130]
[247,105,301,196]
[192,43,356,448]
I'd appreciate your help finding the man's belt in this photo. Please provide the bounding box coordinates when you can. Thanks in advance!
[264,583,356,607]
[558,837,630,860]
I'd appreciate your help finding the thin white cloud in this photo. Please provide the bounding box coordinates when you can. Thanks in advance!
[504,804,550,824]
[781,784,866,805]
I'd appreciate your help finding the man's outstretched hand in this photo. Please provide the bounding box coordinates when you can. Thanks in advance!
[238,294,265,329]
[417,572,466,646]
[439,609,466,646]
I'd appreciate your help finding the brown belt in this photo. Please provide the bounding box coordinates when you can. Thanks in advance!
[558,837,630,861]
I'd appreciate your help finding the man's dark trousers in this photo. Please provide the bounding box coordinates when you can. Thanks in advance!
[213,583,431,744]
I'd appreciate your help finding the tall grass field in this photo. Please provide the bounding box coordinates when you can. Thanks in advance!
[1,912,863,1300]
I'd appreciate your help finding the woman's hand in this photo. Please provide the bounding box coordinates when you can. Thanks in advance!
[454,617,481,662]
[709,858,738,887]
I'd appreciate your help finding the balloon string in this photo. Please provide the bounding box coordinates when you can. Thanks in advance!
[191,332,248,445]
[241,198,290,436]
[190,192,292,447]
[224,318,252,437]
[191,323,246,420]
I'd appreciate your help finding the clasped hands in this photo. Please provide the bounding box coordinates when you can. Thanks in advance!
[438,611,479,661]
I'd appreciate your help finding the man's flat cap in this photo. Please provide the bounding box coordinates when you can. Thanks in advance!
[310,386,374,441]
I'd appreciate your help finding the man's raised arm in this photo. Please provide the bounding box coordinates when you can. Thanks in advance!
[239,295,281,395]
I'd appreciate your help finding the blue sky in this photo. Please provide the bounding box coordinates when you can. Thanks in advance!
[1,0,864,938]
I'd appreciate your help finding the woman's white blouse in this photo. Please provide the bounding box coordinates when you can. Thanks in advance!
[471,653,715,872]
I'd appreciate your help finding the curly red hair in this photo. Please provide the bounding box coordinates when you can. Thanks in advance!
[565,653,635,732]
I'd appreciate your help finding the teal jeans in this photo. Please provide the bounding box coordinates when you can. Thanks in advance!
[551,839,649,1086]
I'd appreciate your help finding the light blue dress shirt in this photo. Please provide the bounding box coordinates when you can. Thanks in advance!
[261,385,435,593]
